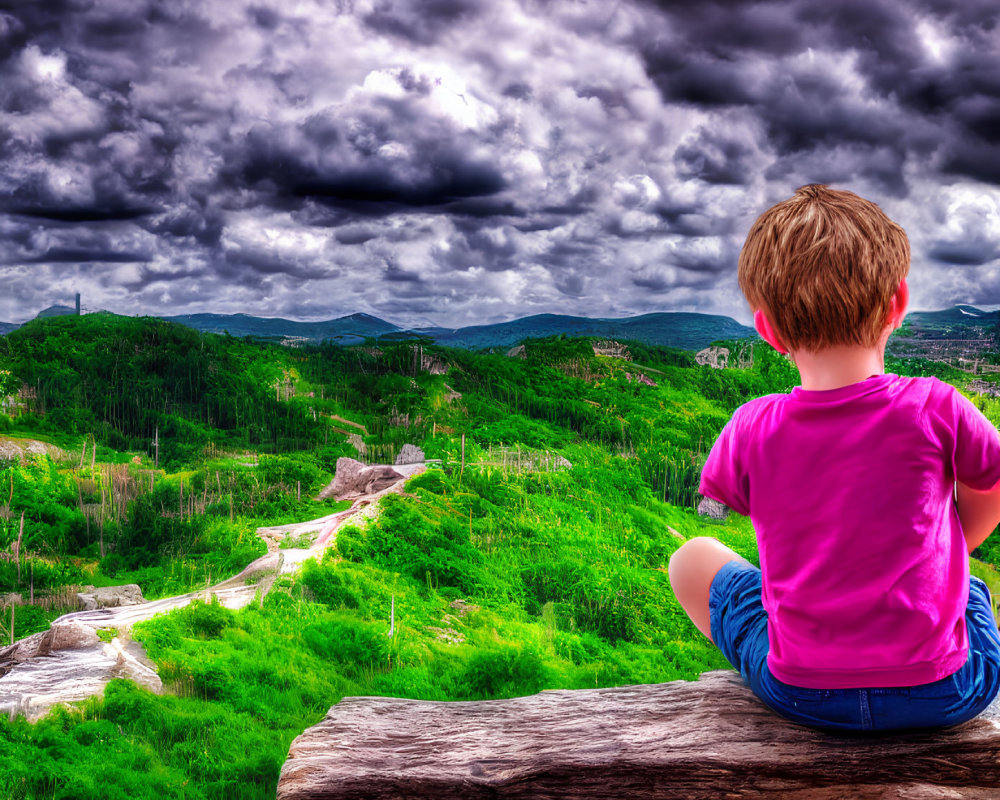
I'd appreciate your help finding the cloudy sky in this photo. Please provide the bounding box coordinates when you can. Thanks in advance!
[1,0,999,327]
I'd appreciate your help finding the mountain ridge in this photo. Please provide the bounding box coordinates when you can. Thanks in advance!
[2,305,997,351]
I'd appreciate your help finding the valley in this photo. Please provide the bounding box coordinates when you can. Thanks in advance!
[0,314,997,799]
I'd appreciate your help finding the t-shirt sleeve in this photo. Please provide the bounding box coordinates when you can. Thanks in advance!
[699,410,751,516]
[950,389,1000,491]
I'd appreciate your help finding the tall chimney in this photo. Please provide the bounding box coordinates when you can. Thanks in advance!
[75,293,81,315]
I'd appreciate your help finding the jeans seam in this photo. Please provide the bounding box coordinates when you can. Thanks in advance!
[859,688,872,730]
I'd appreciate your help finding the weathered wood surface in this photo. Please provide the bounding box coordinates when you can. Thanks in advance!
[277,670,1000,800]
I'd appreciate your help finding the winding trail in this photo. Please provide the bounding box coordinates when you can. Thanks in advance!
[0,463,425,721]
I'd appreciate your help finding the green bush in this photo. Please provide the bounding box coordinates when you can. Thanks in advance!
[302,614,389,671]
[461,644,553,699]
[180,596,235,638]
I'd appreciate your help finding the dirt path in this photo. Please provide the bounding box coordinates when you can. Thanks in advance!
[0,462,425,721]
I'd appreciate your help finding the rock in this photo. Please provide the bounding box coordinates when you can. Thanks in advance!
[346,433,367,456]
[37,622,100,655]
[0,621,100,671]
[697,496,729,520]
[319,458,404,501]
[394,444,425,465]
[76,584,145,611]
[968,380,1000,397]
[696,343,754,370]
[277,670,1000,800]
[695,345,730,369]
[625,372,658,387]
[0,622,161,721]
[506,345,526,359]
[592,340,630,359]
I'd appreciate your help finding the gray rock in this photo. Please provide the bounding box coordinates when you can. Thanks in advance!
[695,346,730,369]
[697,496,729,520]
[346,433,367,456]
[394,444,425,465]
[320,458,404,501]
[77,584,145,612]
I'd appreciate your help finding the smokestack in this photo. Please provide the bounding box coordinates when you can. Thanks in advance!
[75,293,81,315]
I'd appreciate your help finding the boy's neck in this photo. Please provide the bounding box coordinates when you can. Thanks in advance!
[790,343,888,391]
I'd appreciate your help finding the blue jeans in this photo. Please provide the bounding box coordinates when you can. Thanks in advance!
[709,560,1000,732]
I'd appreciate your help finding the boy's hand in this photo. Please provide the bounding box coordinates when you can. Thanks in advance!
[956,479,1000,554]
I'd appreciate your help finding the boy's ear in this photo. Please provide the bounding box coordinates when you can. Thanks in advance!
[753,309,789,354]
[888,278,909,329]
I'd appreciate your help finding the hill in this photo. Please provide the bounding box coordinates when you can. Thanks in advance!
[427,311,756,350]
[161,311,397,344]
[902,305,999,339]
[0,313,998,798]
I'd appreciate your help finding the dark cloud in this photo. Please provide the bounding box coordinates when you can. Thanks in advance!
[27,247,151,263]
[362,0,484,45]
[674,128,756,185]
[227,109,507,216]
[335,227,379,245]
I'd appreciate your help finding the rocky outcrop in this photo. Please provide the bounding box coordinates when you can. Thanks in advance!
[319,458,405,502]
[277,670,1000,800]
[346,433,367,456]
[506,344,526,359]
[968,380,1000,397]
[592,340,630,359]
[697,496,729,520]
[0,463,427,722]
[625,371,657,387]
[0,621,161,721]
[696,343,754,370]
[695,345,731,369]
[394,444,424,465]
[77,584,145,611]
[0,437,66,463]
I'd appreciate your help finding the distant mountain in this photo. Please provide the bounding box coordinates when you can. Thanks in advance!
[35,304,77,319]
[425,312,756,351]
[9,304,994,352]
[902,306,999,339]
[160,312,398,344]
[161,309,756,350]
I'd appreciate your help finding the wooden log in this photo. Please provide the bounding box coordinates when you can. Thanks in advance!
[277,671,1000,800]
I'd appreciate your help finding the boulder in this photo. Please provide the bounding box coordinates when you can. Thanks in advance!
[394,444,425,465]
[697,496,729,520]
[277,670,1000,800]
[320,457,404,501]
[0,621,99,671]
[77,584,145,611]
[695,346,730,369]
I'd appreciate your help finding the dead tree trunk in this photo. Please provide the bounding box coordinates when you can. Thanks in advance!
[278,671,1000,800]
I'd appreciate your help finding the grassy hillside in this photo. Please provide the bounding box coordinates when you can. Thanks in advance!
[0,316,996,799]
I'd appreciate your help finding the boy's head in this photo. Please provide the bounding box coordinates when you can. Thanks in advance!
[738,184,910,353]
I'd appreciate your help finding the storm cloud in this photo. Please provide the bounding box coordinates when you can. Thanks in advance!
[1,0,999,325]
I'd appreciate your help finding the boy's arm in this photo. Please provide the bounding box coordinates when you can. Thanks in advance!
[956,479,1000,554]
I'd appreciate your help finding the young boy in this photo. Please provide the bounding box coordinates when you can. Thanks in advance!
[669,184,1000,731]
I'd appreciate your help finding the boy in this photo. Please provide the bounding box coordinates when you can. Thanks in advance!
[669,184,1000,731]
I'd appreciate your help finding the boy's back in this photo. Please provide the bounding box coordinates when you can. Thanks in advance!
[669,184,1000,731]
[700,373,1000,689]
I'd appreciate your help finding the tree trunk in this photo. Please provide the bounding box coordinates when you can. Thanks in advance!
[278,671,1000,800]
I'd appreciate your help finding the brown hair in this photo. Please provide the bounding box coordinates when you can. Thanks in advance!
[738,184,910,351]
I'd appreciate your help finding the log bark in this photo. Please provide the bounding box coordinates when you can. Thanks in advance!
[277,671,1000,800]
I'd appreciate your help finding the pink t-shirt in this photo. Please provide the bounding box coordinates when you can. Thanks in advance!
[699,373,1000,689]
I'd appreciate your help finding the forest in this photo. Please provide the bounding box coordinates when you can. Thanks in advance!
[0,312,998,799]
